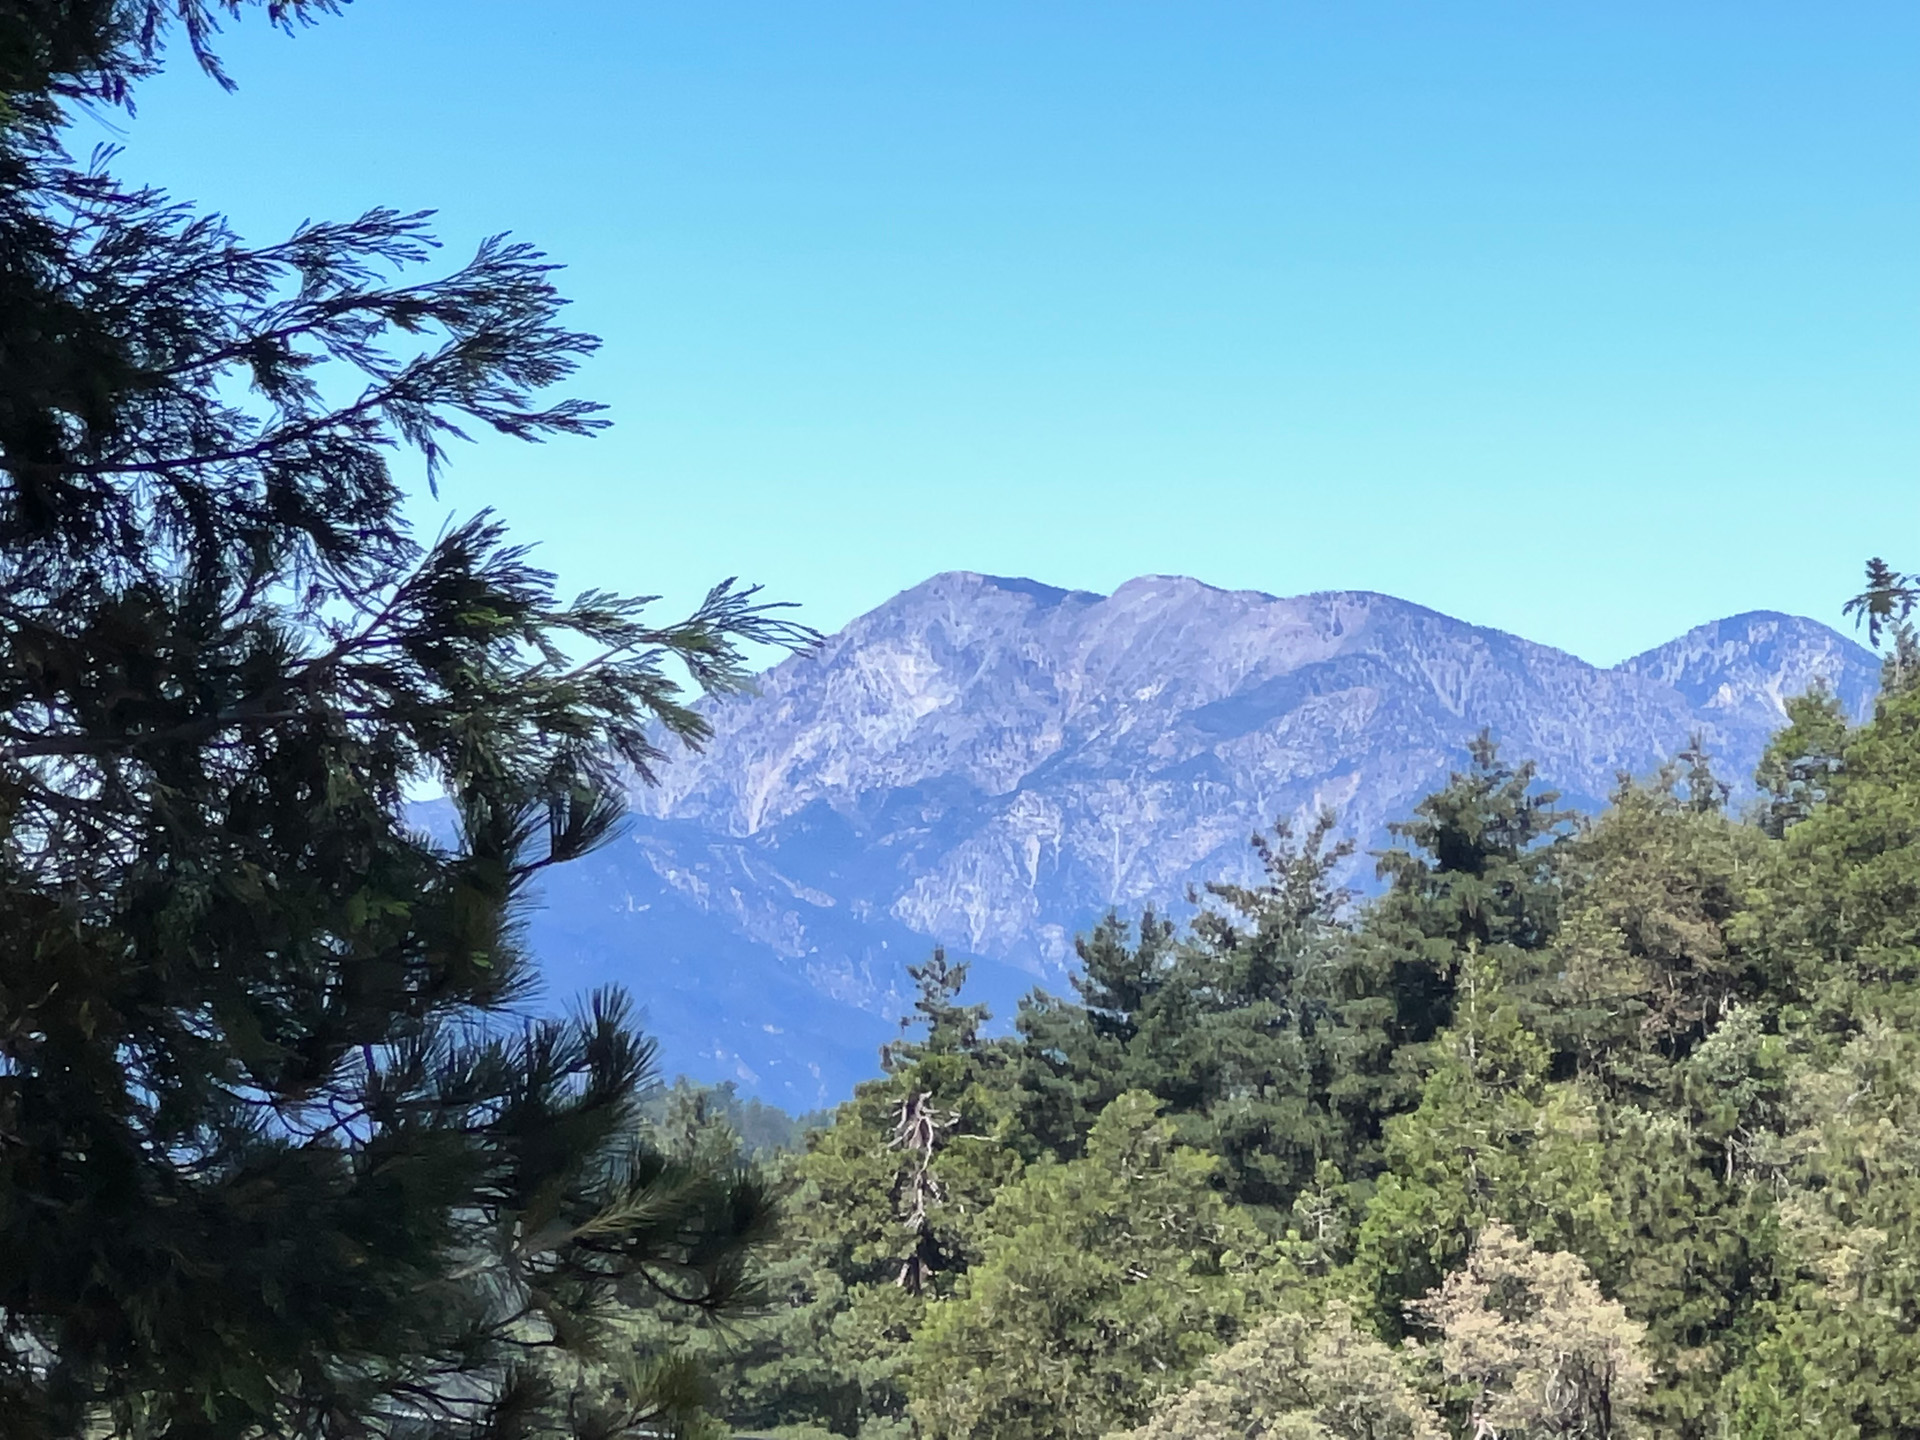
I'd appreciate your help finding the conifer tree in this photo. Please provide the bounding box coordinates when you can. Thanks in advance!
[1755,684,1850,838]
[0,6,810,1435]
[724,955,1019,1438]
[1547,769,1768,1087]
[1110,1302,1443,1440]
[1844,557,1920,693]
[1008,908,1178,1159]
[1009,817,1391,1212]
[1350,953,1613,1325]
[1162,812,1383,1209]
[1364,732,1569,1053]
[907,1092,1283,1440]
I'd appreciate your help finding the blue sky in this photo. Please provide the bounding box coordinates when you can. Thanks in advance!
[100,1,1918,665]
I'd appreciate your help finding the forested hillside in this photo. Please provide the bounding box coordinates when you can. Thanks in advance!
[640,626,1920,1439]
[3,5,1913,1439]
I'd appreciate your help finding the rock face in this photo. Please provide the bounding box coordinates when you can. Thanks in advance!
[518,573,1878,1109]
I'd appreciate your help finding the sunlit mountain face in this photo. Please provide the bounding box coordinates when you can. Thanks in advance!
[505,572,1877,1109]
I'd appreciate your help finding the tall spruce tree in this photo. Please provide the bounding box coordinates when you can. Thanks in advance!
[1007,907,1178,1161]
[0,6,811,1436]
[723,954,1020,1439]
[1755,684,1850,838]
[1007,817,1391,1213]
[1363,731,1569,1057]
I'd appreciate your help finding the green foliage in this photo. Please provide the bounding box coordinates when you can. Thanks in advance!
[907,1092,1286,1440]
[1365,732,1570,1033]
[1351,954,1617,1325]
[0,8,812,1436]
[1844,558,1920,694]
[1718,1021,1920,1438]
[1412,1221,1650,1439]
[1547,771,1771,1090]
[1345,733,1577,1172]
[1008,907,1180,1161]
[1109,1301,1443,1440]
[1711,677,1920,1435]
[1748,681,1920,1032]
[1009,815,1396,1215]
[1755,685,1850,838]
[724,952,1024,1437]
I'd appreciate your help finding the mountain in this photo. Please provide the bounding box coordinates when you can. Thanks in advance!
[515,574,1878,1109]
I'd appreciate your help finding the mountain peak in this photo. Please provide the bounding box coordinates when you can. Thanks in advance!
[557,576,1880,1106]
[1616,611,1876,724]
[892,570,1098,606]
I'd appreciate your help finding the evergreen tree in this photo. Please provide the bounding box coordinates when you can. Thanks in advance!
[1752,678,1920,1032]
[1547,770,1770,1089]
[1009,908,1178,1160]
[1842,558,1917,649]
[0,7,810,1435]
[1725,1020,1920,1439]
[883,946,990,1070]
[1170,813,1379,1209]
[1350,955,1614,1326]
[1596,1008,1784,1439]
[1364,732,1569,1058]
[1676,732,1731,815]
[1754,685,1850,838]
[1110,1302,1443,1440]
[1009,818,1391,1214]
[906,1092,1284,1440]
[1843,557,1920,694]
[638,1078,821,1158]
[1718,658,1920,1431]
[724,954,1020,1437]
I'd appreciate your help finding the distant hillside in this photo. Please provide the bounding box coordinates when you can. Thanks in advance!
[514,574,1877,1108]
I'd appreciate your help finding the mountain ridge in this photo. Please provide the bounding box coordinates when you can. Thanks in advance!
[514,573,1877,1108]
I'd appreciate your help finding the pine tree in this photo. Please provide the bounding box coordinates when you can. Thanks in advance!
[0,7,811,1435]
[1725,1020,1920,1439]
[906,1092,1284,1440]
[1165,812,1385,1210]
[882,946,990,1070]
[1676,731,1731,815]
[1547,770,1769,1088]
[1008,908,1177,1159]
[1754,684,1849,838]
[723,956,1020,1437]
[1844,557,1920,696]
[1008,818,1392,1213]
[1753,677,1920,1032]
[1364,731,1570,1054]
[1350,953,1613,1326]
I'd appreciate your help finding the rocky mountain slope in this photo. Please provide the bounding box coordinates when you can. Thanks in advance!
[517,574,1877,1108]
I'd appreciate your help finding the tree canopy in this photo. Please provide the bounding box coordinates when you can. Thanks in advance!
[0,6,811,1435]
[679,608,1920,1440]
[7,10,1919,1440]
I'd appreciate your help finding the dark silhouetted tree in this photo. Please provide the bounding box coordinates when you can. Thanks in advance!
[0,6,812,1436]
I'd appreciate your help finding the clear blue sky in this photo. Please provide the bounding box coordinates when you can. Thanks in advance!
[99,1,1918,665]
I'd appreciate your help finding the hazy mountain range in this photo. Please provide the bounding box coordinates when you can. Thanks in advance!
[512,573,1877,1109]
